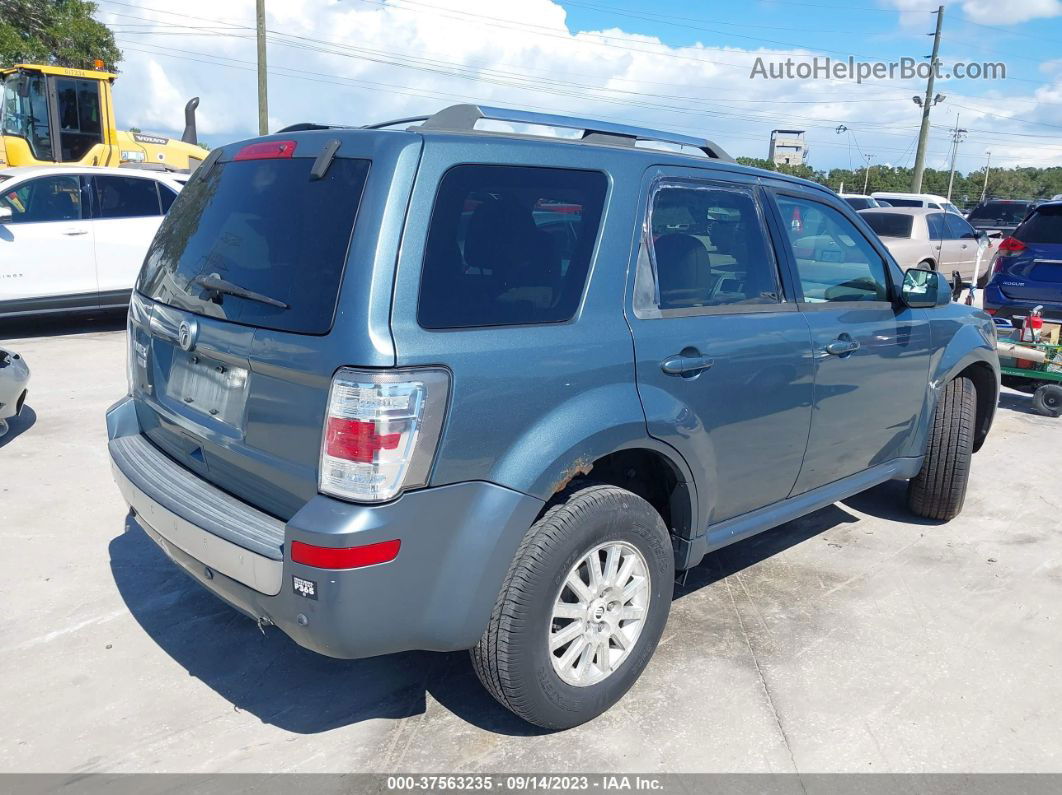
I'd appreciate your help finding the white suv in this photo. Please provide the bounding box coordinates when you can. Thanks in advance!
[0,166,184,318]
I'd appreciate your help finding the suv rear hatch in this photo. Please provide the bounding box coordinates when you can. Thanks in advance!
[996,205,1062,305]
[128,132,420,520]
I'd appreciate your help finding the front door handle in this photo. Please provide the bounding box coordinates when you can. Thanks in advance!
[661,353,714,376]
[823,338,861,356]
[63,228,88,236]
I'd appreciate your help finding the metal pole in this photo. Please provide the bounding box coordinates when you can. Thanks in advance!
[256,0,268,136]
[946,114,960,202]
[981,151,992,202]
[911,5,944,193]
[863,155,873,194]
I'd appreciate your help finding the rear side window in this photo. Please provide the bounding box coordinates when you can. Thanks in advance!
[1016,206,1062,244]
[138,156,370,334]
[861,212,913,238]
[418,165,607,329]
[94,175,162,218]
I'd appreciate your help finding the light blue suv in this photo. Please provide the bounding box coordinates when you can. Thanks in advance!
[107,105,999,729]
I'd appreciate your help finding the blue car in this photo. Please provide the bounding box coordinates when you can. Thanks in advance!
[984,201,1062,325]
[106,104,999,729]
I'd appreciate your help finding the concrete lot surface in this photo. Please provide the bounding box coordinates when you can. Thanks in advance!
[1,315,1060,774]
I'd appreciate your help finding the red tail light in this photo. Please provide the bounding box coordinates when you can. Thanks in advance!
[319,368,451,503]
[997,236,1026,254]
[234,140,297,161]
[291,539,400,569]
[325,418,400,464]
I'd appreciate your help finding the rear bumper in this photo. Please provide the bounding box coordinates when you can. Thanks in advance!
[106,396,544,659]
[0,351,30,422]
[982,288,1062,325]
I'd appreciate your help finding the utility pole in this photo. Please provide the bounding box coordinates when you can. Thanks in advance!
[981,151,992,202]
[256,0,268,136]
[862,153,874,194]
[911,5,944,193]
[946,115,967,202]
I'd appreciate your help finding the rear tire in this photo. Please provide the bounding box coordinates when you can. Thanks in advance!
[908,376,976,521]
[471,484,674,730]
[1032,383,1062,417]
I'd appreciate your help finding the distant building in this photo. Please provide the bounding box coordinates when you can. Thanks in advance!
[769,129,807,167]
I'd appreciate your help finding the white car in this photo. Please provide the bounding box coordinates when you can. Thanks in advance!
[871,191,963,216]
[0,346,30,439]
[0,166,183,318]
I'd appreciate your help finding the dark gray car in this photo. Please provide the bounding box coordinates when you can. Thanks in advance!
[107,105,999,729]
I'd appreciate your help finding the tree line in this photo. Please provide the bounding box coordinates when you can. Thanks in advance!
[737,157,1062,206]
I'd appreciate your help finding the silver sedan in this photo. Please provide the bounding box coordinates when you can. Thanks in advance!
[858,207,995,286]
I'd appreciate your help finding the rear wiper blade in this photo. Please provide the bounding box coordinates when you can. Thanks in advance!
[192,275,289,309]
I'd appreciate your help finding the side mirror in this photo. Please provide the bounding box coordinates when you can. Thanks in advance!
[900,268,949,308]
[976,230,990,242]
[0,206,12,223]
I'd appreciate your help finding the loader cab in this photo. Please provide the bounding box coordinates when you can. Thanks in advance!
[1,65,117,167]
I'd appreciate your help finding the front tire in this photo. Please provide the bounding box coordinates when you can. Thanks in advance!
[908,376,976,521]
[471,484,674,730]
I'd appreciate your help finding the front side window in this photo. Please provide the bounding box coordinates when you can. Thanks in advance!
[94,175,162,219]
[2,73,53,161]
[641,183,780,312]
[0,175,81,223]
[943,213,977,240]
[775,195,889,303]
[885,198,922,208]
[418,165,607,329]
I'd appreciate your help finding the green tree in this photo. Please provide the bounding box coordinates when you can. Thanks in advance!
[0,0,120,71]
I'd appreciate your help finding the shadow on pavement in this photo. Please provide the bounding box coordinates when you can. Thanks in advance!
[111,494,862,736]
[0,310,127,341]
[0,405,36,449]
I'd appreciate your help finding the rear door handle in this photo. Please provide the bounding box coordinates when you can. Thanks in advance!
[823,338,861,356]
[661,353,714,376]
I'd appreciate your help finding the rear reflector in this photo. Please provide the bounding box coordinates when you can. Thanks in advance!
[234,139,297,161]
[290,539,401,569]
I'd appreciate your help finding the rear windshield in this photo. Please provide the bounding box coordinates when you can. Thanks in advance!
[138,156,370,334]
[418,164,607,329]
[969,202,1031,223]
[861,212,913,238]
[882,198,922,208]
[843,197,874,210]
[1016,205,1062,244]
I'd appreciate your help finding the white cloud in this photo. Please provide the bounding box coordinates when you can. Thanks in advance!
[97,0,1062,171]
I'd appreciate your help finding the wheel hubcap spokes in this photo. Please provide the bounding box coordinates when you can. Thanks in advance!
[548,541,651,687]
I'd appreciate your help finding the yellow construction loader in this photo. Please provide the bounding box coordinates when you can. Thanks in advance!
[0,63,204,172]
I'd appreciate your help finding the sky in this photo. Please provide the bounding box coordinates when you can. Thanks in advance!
[93,0,1062,178]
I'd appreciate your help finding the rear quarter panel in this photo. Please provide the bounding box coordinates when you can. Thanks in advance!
[388,136,657,501]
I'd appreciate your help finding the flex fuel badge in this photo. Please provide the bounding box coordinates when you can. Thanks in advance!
[292,576,317,600]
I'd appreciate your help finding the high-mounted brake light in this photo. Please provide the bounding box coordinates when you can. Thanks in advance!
[234,139,297,161]
[319,368,450,503]
[291,539,401,569]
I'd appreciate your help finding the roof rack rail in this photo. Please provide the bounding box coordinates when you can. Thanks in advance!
[413,104,734,161]
[362,115,432,130]
[276,122,356,133]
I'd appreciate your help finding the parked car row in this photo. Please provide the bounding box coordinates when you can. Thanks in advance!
[0,166,184,318]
